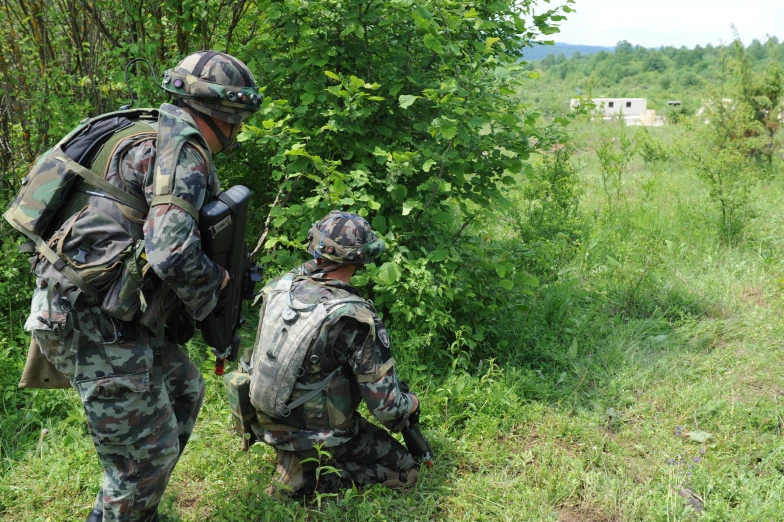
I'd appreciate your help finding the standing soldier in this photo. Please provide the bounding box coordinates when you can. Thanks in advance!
[247,211,421,495]
[5,51,260,522]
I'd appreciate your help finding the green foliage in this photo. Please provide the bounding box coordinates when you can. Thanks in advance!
[674,45,773,238]
[635,127,669,164]
[520,36,784,118]
[232,0,572,358]
[594,122,636,205]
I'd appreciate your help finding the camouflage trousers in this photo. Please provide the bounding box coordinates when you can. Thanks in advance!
[33,303,205,522]
[277,418,416,494]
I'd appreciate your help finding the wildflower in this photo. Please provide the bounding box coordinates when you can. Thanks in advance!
[675,425,683,436]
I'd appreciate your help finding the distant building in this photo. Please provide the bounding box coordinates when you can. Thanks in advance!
[668,100,682,107]
[570,97,662,126]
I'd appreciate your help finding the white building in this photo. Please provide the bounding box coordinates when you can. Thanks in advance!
[570,97,662,126]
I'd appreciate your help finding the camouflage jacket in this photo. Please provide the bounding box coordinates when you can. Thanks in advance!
[255,263,415,451]
[25,103,224,332]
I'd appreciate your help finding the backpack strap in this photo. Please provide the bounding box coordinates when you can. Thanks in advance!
[53,155,148,213]
[283,367,342,416]
[89,121,157,179]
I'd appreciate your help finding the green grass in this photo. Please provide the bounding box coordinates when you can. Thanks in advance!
[2,126,784,521]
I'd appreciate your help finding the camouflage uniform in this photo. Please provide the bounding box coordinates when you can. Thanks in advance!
[252,213,417,494]
[22,51,259,522]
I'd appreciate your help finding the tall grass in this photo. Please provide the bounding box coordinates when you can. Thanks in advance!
[2,125,784,521]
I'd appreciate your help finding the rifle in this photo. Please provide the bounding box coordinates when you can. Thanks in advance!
[399,380,434,468]
[199,185,262,375]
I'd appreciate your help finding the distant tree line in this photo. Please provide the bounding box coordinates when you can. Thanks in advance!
[521,37,784,119]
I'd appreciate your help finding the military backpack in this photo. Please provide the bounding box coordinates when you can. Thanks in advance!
[248,273,367,418]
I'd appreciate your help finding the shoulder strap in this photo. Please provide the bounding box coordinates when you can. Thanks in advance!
[53,155,148,213]
[89,121,156,178]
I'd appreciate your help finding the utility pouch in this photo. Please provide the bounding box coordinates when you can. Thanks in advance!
[223,370,258,451]
[101,240,152,321]
[18,336,71,389]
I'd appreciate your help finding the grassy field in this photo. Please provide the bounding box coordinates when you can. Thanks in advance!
[2,124,784,521]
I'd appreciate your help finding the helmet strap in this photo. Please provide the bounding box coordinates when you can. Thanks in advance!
[202,114,239,153]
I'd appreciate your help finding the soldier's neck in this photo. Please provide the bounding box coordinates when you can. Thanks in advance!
[323,264,356,284]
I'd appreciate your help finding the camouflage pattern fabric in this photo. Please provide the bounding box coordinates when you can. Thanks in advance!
[22,102,222,520]
[253,263,415,457]
[273,418,416,494]
[163,51,260,124]
[138,104,225,321]
[307,211,385,265]
[31,299,204,522]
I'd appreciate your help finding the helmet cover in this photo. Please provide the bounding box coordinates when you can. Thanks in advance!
[307,211,385,265]
[162,50,261,124]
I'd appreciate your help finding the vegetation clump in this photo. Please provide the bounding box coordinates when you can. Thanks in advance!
[1,2,784,521]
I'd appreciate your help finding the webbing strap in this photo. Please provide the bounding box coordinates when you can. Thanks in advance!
[90,122,156,177]
[356,357,397,384]
[32,234,103,302]
[55,155,148,212]
[150,194,200,223]
[286,367,341,412]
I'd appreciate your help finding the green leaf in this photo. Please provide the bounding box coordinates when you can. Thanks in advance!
[688,431,714,443]
[402,200,417,216]
[300,93,315,105]
[424,34,443,54]
[430,249,449,262]
[567,339,578,360]
[332,178,347,194]
[371,215,387,234]
[422,159,436,172]
[499,279,514,290]
[441,123,457,139]
[349,75,365,88]
[376,262,401,286]
[399,95,419,109]
[262,120,275,129]
[485,37,500,49]
[324,71,340,80]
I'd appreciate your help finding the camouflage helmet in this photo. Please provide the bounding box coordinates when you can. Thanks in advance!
[307,211,385,265]
[162,50,261,124]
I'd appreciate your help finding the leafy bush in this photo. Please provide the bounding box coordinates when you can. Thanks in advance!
[594,122,636,205]
[231,0,573,362]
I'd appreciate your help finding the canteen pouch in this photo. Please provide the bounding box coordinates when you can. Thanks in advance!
[223,370,258,450]
[101,240,152,321]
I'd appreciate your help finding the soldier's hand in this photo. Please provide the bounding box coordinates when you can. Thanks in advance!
[221,270,230,289]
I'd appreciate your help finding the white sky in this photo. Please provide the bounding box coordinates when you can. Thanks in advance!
[550,0,783,48]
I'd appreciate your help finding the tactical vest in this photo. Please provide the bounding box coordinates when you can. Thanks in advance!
[4,106,213,321]
[249,274,373,423]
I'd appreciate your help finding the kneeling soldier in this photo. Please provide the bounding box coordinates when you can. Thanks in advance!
[247,211,420,495]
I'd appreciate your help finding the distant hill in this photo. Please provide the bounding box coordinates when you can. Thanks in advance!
[522,42,615,61]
